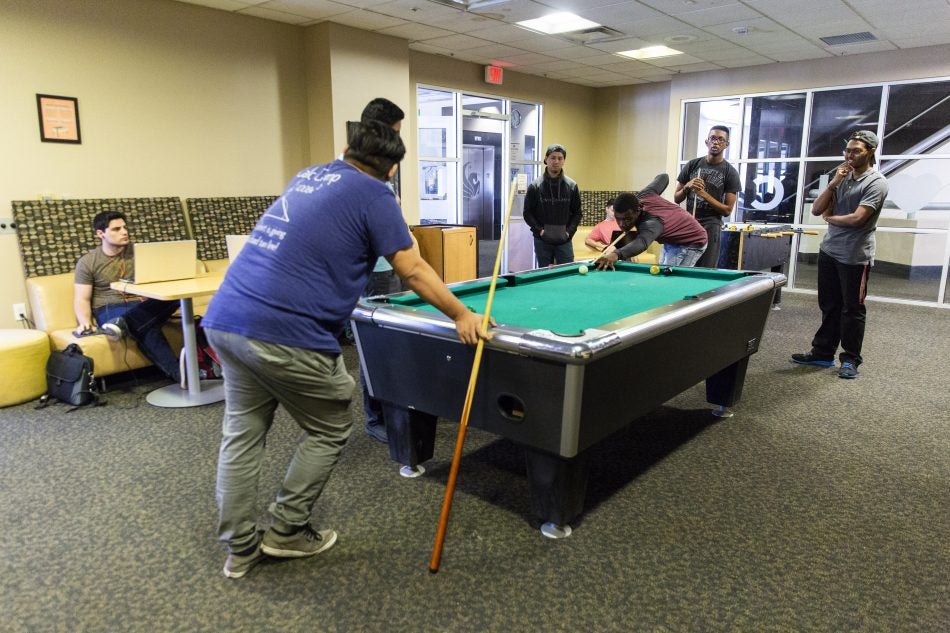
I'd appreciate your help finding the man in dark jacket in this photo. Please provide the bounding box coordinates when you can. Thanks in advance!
[523,144,582,266]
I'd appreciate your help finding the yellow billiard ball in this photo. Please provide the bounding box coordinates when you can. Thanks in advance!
[650,265,660,275]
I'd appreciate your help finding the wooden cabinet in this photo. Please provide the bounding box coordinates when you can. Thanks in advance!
[411,224,477,283]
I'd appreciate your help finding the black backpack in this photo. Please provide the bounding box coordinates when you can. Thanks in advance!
[38,343,102,411]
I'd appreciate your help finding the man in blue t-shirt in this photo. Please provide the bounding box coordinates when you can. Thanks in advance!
[203,121,489,579]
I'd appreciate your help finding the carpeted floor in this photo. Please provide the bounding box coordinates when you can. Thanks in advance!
[1,293,947,632]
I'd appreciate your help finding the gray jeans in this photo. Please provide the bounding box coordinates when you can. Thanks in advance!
[205,328,356,553]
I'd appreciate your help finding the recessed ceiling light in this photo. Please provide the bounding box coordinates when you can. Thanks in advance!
[617,45,683,60]
[665,34,697,43]
[517,12,601,34]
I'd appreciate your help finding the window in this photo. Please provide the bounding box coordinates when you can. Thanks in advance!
[681,78,950,306]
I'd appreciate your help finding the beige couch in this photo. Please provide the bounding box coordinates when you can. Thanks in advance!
[26,273,185,380]
[572,227,660,264]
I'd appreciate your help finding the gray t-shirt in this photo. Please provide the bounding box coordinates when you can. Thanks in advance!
[820,168,888,265]
[75,246,136,310]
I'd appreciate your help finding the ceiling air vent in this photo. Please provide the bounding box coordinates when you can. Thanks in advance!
[561,26,626,45]
[819,32,878,46]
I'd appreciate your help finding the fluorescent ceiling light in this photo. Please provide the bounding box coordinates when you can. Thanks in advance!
[618,45,683,60]
[517,12,600,35]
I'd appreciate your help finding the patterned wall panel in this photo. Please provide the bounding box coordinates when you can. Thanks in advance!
[185,196,277,260]
[13,198,188,278]
[580,191,627,226]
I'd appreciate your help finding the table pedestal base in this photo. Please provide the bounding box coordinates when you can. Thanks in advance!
[146,380,224,407]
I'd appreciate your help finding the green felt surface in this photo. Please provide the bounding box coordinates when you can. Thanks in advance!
[388,264,746,335]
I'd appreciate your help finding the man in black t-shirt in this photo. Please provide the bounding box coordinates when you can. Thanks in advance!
[675,125,741,268]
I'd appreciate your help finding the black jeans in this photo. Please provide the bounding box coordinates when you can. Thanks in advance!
[811,250,871,366]
[695,218,722,268]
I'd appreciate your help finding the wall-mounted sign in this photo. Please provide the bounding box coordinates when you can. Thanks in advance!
[484,65,504,85]
[36,94,81,144]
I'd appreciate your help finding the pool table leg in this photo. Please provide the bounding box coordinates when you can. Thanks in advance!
[524,449,590,539]
[705,356,750,417]
[383,405,438,478]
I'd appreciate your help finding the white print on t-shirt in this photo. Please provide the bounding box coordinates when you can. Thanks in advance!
[264,196,291,223]
[256,165,346,252]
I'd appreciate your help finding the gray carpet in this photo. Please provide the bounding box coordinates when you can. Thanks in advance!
[1,293,948,632]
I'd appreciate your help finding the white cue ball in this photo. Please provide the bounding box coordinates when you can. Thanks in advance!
[578,265,589,275]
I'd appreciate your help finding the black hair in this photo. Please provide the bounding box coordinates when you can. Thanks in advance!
[612,192,641,217]
[606,197,616,208]
[92,210,126,233]
[709,125,730,138]
[344,120,406,180]
[360,98,405,127]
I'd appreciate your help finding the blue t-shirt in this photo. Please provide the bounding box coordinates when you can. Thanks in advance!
[203,159,412,352]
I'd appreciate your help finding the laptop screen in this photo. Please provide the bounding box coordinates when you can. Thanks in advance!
[130,240,197,284]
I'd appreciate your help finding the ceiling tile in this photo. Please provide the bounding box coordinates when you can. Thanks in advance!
[663,61,726,73]
[677,3,764,28]
[419,33,495,50]
[259,0,353,20]
[505,51,560,65]
[576,52,629,66]
[529,59,589,72]
[368,0,458,21]
[643,53,706,68]
[714,55,774,68]
[459,43,530,60]
[376,22,455,40]
[327,9,406,29]
[465,23,532,44]
[238,6,312,23]
[891,34,950,49]
[177,0,260,10]
[638,0,743,16]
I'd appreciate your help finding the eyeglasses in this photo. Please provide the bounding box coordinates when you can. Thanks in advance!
[707,136,728,145]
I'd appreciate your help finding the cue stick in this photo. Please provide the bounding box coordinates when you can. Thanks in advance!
[429,177,518,574]
[737,229,746,270]
[593,229,630,261]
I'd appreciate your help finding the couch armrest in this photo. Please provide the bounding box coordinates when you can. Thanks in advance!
[26,273,77,333]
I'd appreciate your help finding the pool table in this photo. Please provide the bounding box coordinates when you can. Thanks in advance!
[351,262,785,537]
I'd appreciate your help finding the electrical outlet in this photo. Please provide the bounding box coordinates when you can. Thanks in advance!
[13,303,26,321]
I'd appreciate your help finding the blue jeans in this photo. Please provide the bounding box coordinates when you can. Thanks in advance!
[534,237,574,267]
[661,244,706,267]
[206,328,355,553]
[95,299,181,380]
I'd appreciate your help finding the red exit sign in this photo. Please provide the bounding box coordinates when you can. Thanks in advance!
[484,65,504,85]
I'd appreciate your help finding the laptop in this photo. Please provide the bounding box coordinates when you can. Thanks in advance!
[225,234,250,263]
[127,240,198,284]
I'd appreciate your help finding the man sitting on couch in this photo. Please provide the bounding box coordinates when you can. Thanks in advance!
[73,211,181,383]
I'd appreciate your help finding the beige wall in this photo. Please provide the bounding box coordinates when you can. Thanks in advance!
[0,0,309,328]
[304,23,412,166]
[593,83,672,191]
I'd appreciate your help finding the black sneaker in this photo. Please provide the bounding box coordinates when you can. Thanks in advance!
[261,525,337,559]
[101,316,129,341]
[791,352,835,367]
[638,173,670,197]
[838,362,858,379]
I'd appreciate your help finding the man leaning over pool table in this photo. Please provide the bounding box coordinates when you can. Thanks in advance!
[595,175,707,271]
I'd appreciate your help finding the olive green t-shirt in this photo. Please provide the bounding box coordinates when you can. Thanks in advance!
[74,246,136,310]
